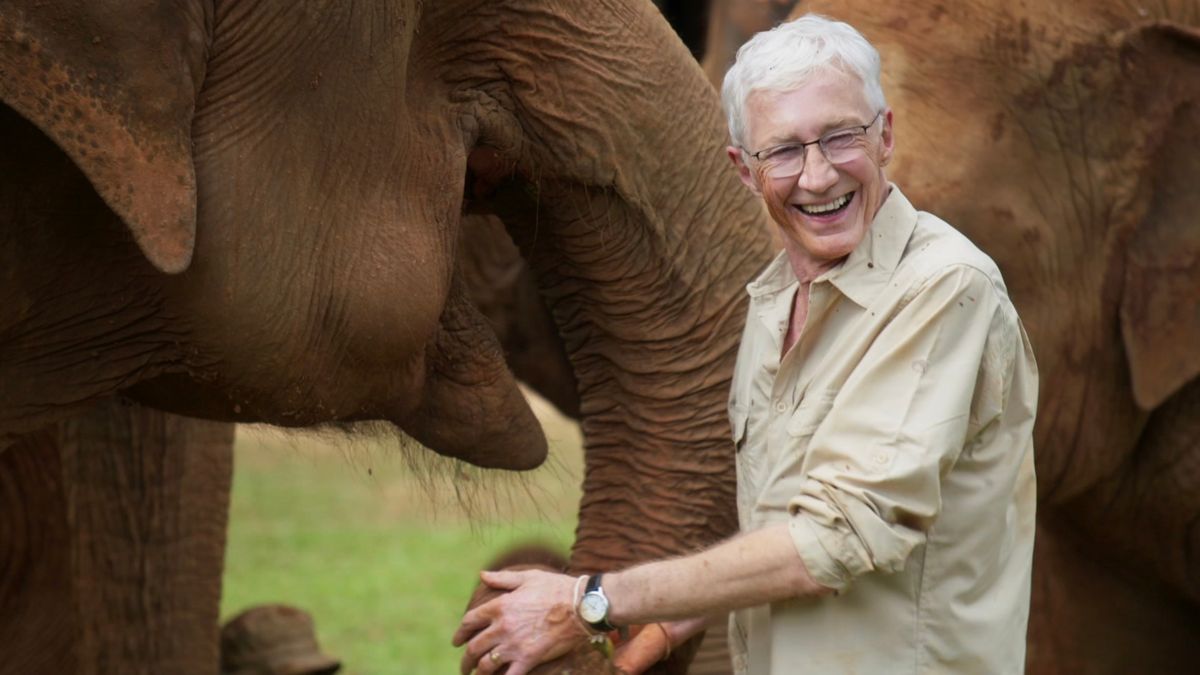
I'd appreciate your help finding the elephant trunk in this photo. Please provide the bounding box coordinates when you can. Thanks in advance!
[435,0,774,584]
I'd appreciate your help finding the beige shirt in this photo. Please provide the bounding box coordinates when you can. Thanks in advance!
[727,187,1038,674]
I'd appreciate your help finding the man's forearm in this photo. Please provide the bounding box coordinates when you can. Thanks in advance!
[603,523,832,625]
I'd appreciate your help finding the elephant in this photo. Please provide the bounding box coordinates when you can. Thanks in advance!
[0,0,772,673]
[701,0,795,88]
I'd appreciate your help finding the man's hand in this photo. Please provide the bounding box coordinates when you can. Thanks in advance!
[452,569,588,675]
[612,616,708,674]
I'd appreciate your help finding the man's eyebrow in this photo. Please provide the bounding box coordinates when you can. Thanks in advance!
[822,115,867,132]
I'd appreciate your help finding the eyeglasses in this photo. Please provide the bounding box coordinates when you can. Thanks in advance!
[744,111,884,179]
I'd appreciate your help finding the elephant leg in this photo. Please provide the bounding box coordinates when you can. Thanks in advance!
[0,427,75,673]
[0,399,234,675]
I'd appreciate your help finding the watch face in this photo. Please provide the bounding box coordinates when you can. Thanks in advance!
[579,593,608,624]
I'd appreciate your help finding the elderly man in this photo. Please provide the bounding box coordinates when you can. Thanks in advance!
[453,14,1037,675]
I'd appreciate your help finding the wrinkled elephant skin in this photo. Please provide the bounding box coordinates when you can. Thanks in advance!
[0,0,544,470]
[784,1,1200,671]
[0,400,234,675]
[1,1,772,673]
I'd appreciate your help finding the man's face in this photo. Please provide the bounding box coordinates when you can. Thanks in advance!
[729,70,894,269]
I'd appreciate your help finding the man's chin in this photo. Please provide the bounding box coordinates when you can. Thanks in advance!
[799,227,862,259]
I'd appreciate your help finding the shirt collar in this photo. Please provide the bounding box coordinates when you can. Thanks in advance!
[745,184,918,309]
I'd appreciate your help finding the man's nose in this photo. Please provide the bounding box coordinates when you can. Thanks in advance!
[795,145,839,193]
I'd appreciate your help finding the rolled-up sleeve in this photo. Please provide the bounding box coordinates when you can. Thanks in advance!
[787,264,1016,591]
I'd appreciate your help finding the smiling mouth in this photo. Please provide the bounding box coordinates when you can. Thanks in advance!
[797,192,854,216]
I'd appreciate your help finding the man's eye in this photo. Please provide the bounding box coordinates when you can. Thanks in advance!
[823,131,859,149]
[766,145,804,161]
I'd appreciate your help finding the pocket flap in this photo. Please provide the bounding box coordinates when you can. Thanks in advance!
[786,391,836,437]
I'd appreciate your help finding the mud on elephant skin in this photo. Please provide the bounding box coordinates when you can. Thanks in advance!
[2,0,771,672]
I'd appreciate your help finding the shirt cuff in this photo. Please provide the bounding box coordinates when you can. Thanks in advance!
[788,515,865,593]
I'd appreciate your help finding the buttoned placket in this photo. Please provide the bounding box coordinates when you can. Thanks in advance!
[756,278,837,460]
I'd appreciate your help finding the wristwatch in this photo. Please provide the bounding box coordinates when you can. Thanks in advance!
[577,573,617,633]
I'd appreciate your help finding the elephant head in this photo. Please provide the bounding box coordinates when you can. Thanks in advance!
[0,0,541,470]
[2,1,772,671]
[0,0,768,464]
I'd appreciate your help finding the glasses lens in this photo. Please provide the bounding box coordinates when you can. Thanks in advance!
[822,131,867,164]
[765,149,806,178]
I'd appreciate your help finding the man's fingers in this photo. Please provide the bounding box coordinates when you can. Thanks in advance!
[473,644,528,675]
[505,661,531,675]
[463,624,504,669]
[458,624,496,675]
[480,569,528,590]
[451,603,494,646]
[472,647,502,675]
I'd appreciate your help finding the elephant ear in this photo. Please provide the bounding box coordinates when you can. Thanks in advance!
[0,2,205,273]
[1119,22,1200,410]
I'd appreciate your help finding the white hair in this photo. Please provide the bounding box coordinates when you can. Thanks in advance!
[721,14,887,148]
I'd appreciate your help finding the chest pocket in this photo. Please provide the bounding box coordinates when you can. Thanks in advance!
[785,390,837,439]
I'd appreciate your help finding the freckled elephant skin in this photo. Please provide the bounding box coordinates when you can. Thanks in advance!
[1,1,771,673]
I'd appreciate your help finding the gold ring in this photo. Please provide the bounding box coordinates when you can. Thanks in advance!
[489,650,502,665]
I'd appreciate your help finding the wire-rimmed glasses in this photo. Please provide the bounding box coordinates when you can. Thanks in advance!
[745,111,883,179]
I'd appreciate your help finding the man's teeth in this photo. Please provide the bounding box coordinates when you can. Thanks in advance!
[799,192,852,215]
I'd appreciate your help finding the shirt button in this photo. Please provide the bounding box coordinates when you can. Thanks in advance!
[774,400,788,413]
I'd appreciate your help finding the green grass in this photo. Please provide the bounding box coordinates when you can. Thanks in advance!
[221,394,583,675]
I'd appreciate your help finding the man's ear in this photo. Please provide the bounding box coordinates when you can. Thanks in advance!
[878,108,896,167]
[727,145,762,196]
